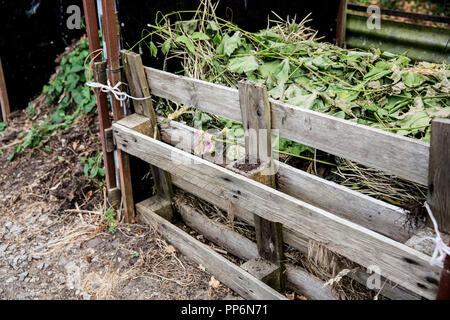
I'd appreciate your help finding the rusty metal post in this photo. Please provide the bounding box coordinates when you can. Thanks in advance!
[336,0,347,48]
[83,0,117,192]
[101,0,135,222]
[0,58,10,122]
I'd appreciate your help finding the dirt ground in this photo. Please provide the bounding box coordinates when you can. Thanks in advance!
[0,106,241,300]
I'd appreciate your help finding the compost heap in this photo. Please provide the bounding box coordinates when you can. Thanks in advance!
[132,0,449,211]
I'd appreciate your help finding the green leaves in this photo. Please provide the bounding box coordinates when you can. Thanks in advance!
[176,35,195,54]
[81,151,105,180]
[402,71,429,87]
[217,31,242,57]
[364,62,392,81]
[191,32,210,41]
[161,39,172,55]
[149,41,158,57]
[9,37,97,161]
[227,55,259,74]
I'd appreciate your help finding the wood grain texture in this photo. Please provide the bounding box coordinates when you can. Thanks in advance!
[145,67,429,185]
[137,203,287,300]
[116,57,175,202]
[238,81,283,279]
[427,118,450,234]
[112,122,441,299]
[176,201,338,300]
[122,51,155,120]
[171,174,421,300]
[158,116,413,242]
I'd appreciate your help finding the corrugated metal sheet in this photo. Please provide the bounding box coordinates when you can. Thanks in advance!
[346,14,450,64]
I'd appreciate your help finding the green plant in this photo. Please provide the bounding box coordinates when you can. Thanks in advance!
[8,37,97,161]
[81,151,106,180]
[105,208,118,233]
[0,122,6,132]
[130,252,140,259]
[25,103,38,119]
[140,0,449,148]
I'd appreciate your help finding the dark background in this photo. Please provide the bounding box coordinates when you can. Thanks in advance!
[118,0,342,68]
[0,0,342,112]
[0,0,84,112]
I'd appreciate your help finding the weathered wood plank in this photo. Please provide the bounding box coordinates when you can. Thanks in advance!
[145,66,429,185]
[176,200,338,300]
[112,122,441,299]
[427,118,450,234]
[237,81,284,289]
[122,51,174,203]
[172,174,421,300]
[137,203,287,300]
[158,116,413,242]
[428,118,450,300]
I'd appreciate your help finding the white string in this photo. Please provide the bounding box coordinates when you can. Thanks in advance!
[418,202,450,266]
[86,80,151,101]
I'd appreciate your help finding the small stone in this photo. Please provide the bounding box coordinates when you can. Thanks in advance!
[19,271,29,281]
[92,283,100,289]
[82,293,91,300]
[6,276,17,283]
[37,263,45,270]
[4,221,12,229]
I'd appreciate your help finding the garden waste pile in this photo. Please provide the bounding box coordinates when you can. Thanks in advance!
[132,0,449,210]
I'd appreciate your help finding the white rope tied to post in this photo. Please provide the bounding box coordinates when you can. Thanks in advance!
[86,80,151,101]
[418,202,450,266]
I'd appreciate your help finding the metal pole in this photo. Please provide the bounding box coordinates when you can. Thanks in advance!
[82,0,117,191]
[0,58,10,122]
[101,0,135,222]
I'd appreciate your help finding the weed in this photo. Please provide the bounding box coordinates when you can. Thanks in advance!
[105,208,118,233]
[8,37,97,161]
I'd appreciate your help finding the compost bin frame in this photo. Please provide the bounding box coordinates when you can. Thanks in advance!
[84,0,450,300]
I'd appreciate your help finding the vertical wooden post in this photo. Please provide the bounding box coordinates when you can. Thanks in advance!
[336,0,347,48]
[428,118,450,300]
[234,80,285,292]
[82,0,117,194]
[122,50,174,218]
[0,58,10,122]
[101,0,135,222]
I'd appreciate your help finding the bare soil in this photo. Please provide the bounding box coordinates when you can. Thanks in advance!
[0,106,238,300]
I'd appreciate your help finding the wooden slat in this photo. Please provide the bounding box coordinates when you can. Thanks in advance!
[158,116,413,242]
[428,118,450,300]
[237,80,284,291]
[427,118,450,234]
[112,122,441,299]
[171,173,421,300]
[145,67,429,185]
[122,51,174,201]
[238,80,283,264]
[175,200,339,300]
[136,202,287,300]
